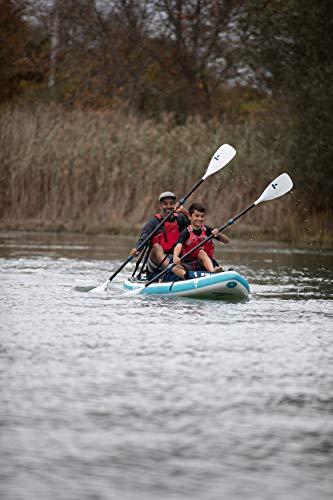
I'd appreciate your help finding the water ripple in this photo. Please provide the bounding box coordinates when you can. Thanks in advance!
[1,232,332,500]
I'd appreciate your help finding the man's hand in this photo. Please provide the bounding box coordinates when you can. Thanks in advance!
[130,248,140,257]
[175,202,189,217]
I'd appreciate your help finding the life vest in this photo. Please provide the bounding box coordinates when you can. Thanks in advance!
[151,213,180,253]
[183,225,214,260]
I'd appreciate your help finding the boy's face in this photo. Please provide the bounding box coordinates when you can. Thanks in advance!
[159,197,176,216]
[189,209,205,229]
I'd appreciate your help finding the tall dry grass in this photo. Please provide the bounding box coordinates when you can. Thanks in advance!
[0,105,331,245]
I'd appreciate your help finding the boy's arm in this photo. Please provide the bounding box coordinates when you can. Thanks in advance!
[211,228,229,244]
[174,227,189,264]
[173,243,183,265]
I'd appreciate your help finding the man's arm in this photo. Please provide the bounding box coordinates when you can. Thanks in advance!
[130,217,159,256]
[177,212,190,229]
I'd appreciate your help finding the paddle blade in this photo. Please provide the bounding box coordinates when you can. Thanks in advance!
[254,173,293,205]
[89,280,109,293]
[202,144,236,180]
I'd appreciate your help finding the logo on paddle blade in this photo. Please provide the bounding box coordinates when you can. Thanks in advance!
[214,154,220,161]
[272,183,278,189]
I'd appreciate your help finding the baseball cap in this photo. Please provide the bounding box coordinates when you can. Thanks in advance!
[159,191,176,202]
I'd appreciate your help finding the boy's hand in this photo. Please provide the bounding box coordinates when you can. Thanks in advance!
[173,255,181,265]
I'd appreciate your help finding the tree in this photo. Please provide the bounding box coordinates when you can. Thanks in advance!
[0,0,29,103]
[150,0,245,120]
[26,0,247,116]
[241,0,333,209]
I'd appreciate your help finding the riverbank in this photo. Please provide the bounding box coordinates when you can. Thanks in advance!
[0,209,331,249]
[1,107,331,247]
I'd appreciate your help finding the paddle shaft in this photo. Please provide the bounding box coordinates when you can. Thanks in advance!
[107,179,204,283]
[141,202,256,288]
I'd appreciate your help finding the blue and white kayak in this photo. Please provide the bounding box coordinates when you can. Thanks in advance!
[124,271,250,300]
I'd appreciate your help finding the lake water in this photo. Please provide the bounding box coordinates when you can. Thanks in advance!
[1,231,332,500]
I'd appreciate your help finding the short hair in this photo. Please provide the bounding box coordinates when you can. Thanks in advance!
[189,202,206,215]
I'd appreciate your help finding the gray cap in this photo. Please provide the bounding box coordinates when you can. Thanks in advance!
[159,191,176,202]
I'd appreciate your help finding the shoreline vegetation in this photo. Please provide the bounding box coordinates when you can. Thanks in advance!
[1,106,332,248]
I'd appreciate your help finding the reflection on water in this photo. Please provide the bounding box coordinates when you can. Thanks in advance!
[1,231,333,500]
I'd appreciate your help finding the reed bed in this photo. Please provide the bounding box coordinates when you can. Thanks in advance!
[0,106,331,246]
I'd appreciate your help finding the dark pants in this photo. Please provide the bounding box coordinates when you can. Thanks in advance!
[181,258,219,272]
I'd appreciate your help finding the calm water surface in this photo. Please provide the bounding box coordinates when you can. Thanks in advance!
[1,231,332,500]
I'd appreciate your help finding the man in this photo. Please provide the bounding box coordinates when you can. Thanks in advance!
[130,191,189,275]
[172,202,229,278]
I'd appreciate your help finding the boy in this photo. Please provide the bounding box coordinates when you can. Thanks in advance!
[173,202,229,278]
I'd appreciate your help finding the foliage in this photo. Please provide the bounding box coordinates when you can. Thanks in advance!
[240,0,333,210]
[0,106,331,245]
[0,0,29,103]
[12,0,249,118]
[0,0,332,223]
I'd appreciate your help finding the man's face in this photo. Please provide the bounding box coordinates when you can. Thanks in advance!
[159,197,176,216]
[189,209,205,229]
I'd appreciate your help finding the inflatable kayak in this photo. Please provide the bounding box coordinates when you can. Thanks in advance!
[124,270,250,300]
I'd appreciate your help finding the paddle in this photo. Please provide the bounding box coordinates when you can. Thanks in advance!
[128,173,293,295]
[89,143,236,293]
